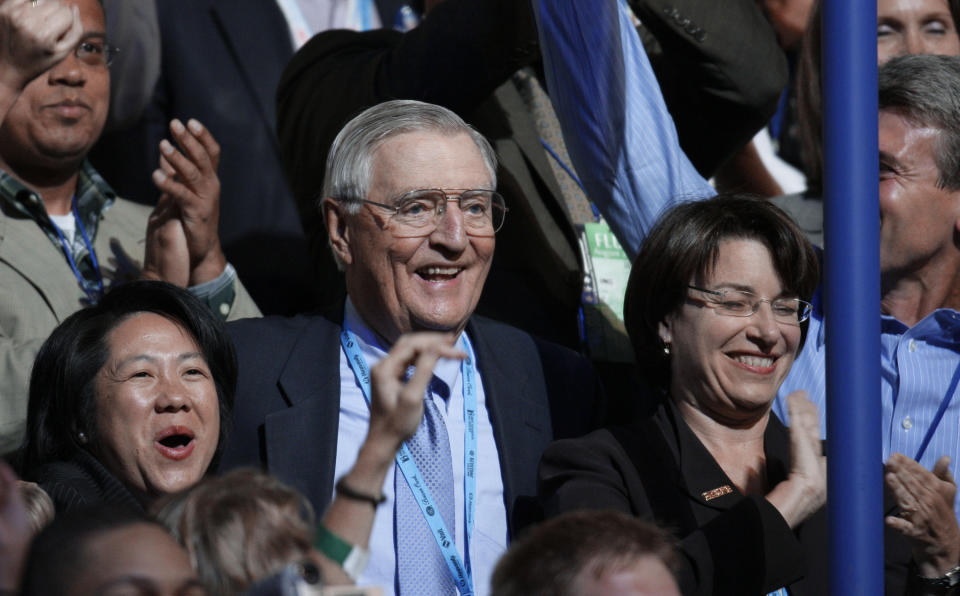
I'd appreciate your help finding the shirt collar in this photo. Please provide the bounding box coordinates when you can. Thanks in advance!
[343,297,465,398]
[0,160,116,231]
[881,307,960,343]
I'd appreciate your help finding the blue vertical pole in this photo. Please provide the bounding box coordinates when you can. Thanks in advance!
[822,1,882,594]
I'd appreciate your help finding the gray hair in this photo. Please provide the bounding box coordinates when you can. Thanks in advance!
[321,99,498,215]
[879,54,960,191]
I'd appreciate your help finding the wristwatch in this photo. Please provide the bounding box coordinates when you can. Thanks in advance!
[917,564,960,590]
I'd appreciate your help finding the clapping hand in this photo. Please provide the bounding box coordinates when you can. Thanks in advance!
[885,453,960,578]
[144,119,227,286]
[766,391,827,528]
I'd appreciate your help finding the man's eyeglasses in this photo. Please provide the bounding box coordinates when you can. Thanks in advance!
[687,285,813,325]
[74,38,119,68]
[352,189,507,237]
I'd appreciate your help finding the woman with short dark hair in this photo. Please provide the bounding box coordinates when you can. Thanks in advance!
[20,280,237,512]
[538,194,913,594]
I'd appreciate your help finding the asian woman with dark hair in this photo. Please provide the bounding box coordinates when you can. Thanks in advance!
[20,280,237,512]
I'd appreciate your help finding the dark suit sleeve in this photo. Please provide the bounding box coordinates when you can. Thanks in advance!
[539,431,807,596]
[629,0,789,177]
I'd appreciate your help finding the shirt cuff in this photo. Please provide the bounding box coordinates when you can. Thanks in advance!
[187,262,236,320]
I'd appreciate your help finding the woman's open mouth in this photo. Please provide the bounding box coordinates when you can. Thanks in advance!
[154,426,196,461]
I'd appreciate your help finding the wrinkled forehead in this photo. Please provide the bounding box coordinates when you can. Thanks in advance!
[368,130,494,196]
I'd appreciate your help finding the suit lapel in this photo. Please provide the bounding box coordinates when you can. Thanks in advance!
[468,318,552,528]
[209,0,293,139]
[490,82,580,275]
[493,80,568,209]
[0,208,85,321]
[265,317,342,513]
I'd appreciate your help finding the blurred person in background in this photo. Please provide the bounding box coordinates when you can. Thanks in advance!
[19,505,205,596]
[490,510,680,596]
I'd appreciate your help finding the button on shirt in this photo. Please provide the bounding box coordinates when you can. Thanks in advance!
[775,288,960,520]
[334,300,508,595]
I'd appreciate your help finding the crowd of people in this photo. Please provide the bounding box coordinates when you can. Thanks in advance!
[1,0,960,594]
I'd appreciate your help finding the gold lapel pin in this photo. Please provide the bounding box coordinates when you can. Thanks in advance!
[702,485,733,501]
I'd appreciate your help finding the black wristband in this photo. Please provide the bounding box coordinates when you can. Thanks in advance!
[335,477,386,508]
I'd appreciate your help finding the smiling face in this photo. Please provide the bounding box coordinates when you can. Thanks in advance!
[71,523,205,596]
[0,0,109,175]
[330,130,495,344]
[878,0,960,63]
[658,239,802,424]
[878,109,960,281]
[92,312,219,501]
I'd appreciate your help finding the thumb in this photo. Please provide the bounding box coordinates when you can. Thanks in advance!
[934,455,954,484]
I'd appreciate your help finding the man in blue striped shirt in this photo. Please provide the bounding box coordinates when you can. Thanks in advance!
[775,55,960,527]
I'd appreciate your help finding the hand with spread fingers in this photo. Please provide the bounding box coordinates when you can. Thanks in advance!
[0,0,82,92]
[0,460,31,594]
[149,118,226,286]
[885,453,960,579]
[766,391,828,528]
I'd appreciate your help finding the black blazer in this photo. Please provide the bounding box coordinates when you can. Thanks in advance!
[539,402,912,595]
[220,312,602,534]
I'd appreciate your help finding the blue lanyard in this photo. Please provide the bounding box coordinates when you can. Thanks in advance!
[340,324,477,595]
[914,358,960,462]
[539,138,601,222]
[48,195,104,303]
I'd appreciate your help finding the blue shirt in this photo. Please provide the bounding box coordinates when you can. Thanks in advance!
[334,300,507,595]
[775,290,960,520]
[532,0,714,259]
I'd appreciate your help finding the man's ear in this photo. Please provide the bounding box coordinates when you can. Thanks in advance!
[323,198,352,267]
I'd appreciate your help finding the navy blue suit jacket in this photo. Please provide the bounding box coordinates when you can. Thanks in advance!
[220,312,601,533]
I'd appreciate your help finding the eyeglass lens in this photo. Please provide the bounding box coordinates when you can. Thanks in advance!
[390,190,505,236]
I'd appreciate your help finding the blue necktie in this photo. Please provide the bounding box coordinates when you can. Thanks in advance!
[396,377,456,595]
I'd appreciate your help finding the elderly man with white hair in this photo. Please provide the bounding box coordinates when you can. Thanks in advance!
[221,99,600,596]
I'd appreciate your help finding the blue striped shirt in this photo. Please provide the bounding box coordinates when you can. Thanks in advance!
[774,289,960,520]
[532,0,714,259]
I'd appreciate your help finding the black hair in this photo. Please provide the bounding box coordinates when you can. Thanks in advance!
[623,194,820,391]
[20,280,237,478]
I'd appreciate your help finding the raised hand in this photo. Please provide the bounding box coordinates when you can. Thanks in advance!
[885,453,960,578]
[151,118,226,286]
[766,390,827,528]
[0,0,82,90]
[366,332,466,453]
[141,192,190,287]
